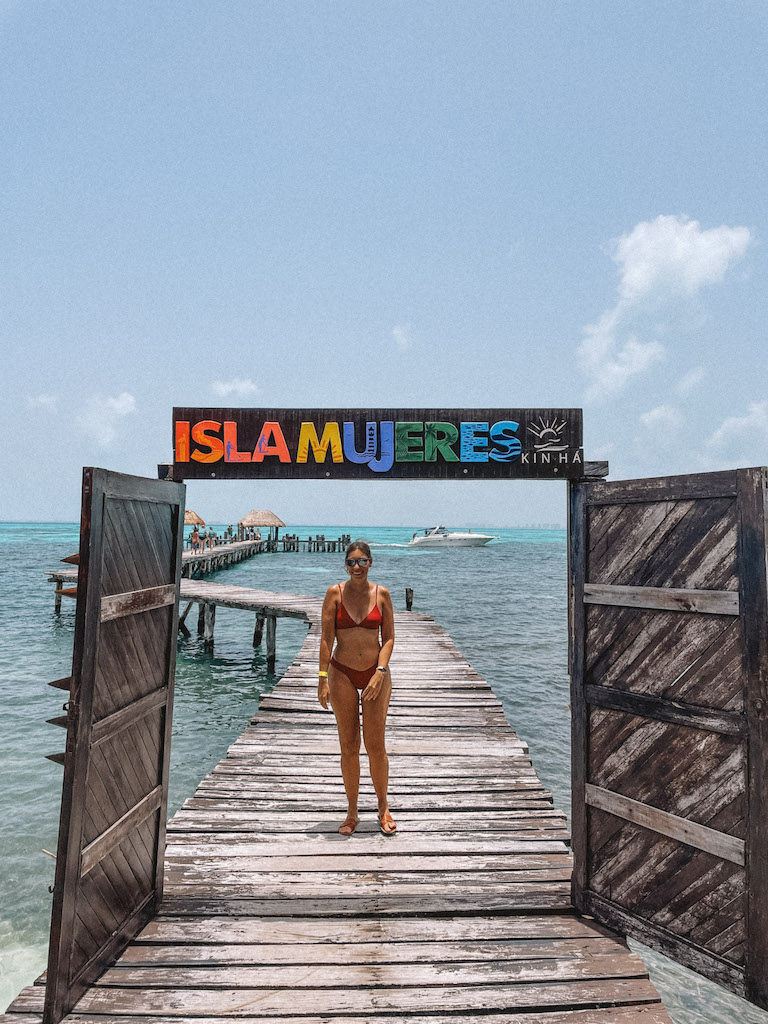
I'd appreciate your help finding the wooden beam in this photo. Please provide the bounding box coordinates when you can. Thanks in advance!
[585,783,745,865]
[100,584,177,622]
[90,687,168,746]
[583,583,739,615]
[585,684,745,737]
[80,786,163,877]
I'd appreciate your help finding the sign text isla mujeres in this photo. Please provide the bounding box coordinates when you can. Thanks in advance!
[172,408,584,480]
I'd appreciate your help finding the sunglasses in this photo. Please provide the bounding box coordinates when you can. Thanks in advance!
[345,557,371,567]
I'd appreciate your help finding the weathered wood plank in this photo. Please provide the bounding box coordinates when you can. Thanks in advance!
[585,784,745,865]
[65,977,664,1016]
[584,583,738,615]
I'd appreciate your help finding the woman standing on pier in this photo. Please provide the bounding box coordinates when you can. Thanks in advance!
[319,541,396,835]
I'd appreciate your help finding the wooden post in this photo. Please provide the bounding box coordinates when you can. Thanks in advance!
[253,614,264,648]
[405,587,413,611]
[739,468,768,1007]
[203,603,216,650]
[197,602,205,636]
[266,615,277,673]
[55,587,63,614]
[568,479,588,912]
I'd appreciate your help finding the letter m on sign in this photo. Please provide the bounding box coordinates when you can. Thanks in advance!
[44,468,185,1023]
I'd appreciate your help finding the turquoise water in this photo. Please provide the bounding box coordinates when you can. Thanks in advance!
[0,521,765,1023]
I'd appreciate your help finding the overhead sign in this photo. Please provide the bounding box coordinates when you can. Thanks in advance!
[172,407,584,480]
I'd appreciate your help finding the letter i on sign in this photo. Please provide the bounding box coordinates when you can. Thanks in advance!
[175,421,190,462]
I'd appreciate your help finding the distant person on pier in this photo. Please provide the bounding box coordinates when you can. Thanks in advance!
[319,540,396,836]
[256,527,261,542]
[190,526,200,553]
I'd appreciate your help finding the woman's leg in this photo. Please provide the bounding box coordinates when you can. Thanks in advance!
[361,672,394,829]
[328,665,362,833]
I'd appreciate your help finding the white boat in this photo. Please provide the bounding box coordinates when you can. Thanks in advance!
[408,525,497,548]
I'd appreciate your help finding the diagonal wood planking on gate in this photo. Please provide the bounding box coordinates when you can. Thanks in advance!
[5,592,672,1023]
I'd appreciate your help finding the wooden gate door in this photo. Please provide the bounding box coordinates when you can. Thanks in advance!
[569,467,768,1008]
[44,468,185,1023]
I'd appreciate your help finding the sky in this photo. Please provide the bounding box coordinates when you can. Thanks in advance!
[2,1,766,527]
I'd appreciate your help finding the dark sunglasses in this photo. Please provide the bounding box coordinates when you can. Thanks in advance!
[345,557,371,567]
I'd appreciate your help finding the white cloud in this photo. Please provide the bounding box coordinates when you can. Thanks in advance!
[212,378,259,398]
[27,394,58,410]
[579,215,751,401]
[676,366,706,396]
[392,324,411,351]
[614,215,751,305]
[706,402,768,465]
[76,392,136,448]
[640,405,684,432]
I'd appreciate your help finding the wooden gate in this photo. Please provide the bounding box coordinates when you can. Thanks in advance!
[44,468,185,1023]
[569,467,768,1007]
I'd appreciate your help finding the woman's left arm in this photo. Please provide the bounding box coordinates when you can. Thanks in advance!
[363,587,394,702]
[378,587,395,668]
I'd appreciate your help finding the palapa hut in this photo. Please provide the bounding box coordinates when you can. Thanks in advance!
[184,509,206,526]
[238,509,285,549]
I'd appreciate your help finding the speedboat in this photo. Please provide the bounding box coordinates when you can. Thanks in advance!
[408,525,497,548]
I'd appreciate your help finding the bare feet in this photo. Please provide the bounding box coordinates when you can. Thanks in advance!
[378,809,397,835]
[338,814,360,835]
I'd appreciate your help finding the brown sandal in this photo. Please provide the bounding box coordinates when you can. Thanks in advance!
[338,815,360,835]
[378,811,397,835]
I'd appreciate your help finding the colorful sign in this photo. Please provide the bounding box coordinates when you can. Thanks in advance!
[172,408,584,480]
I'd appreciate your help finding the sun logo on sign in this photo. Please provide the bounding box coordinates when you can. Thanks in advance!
[527,416,568,451]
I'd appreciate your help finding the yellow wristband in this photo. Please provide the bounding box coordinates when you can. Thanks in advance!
[318,671,328,678]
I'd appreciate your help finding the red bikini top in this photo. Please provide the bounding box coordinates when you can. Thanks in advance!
[336,583,382,630]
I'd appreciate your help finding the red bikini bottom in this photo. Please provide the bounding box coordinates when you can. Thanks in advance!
[330,657,379,690]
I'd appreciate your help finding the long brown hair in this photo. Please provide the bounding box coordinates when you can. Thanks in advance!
[345,539,372,560]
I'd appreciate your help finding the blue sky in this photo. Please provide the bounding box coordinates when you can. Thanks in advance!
[2,1,766,526]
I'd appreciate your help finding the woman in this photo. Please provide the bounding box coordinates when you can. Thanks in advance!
[319,541,396,835]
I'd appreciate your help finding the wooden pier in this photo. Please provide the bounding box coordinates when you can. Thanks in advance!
[7,590,671,1022]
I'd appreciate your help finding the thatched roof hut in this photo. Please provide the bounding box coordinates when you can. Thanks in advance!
[184,509,205,526]
[238,510,286,528]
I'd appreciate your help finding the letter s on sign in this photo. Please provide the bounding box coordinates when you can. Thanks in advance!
[191,421,224,463]
[489,421,522,463]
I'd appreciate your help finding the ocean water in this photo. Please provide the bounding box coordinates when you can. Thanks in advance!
[0,521,765,1024]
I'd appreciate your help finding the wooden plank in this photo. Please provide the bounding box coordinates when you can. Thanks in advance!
[586,470,738,505]
[67,977,664,1016]
[116,935,623,965]
[137,913,616,944]
[96,952,645,987]
[5,1012,674,1024]
[585,683,745,736]
[91,687,168,745]
[81,787,163,877]
[585,784,745,865]
[100,584,177,622]
[583,583,738,615]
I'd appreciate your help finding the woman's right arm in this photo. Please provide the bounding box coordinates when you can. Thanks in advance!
[318,586,336,710]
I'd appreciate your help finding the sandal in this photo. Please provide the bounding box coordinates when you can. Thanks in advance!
[378,810,397,835]
[338,815,360,835]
